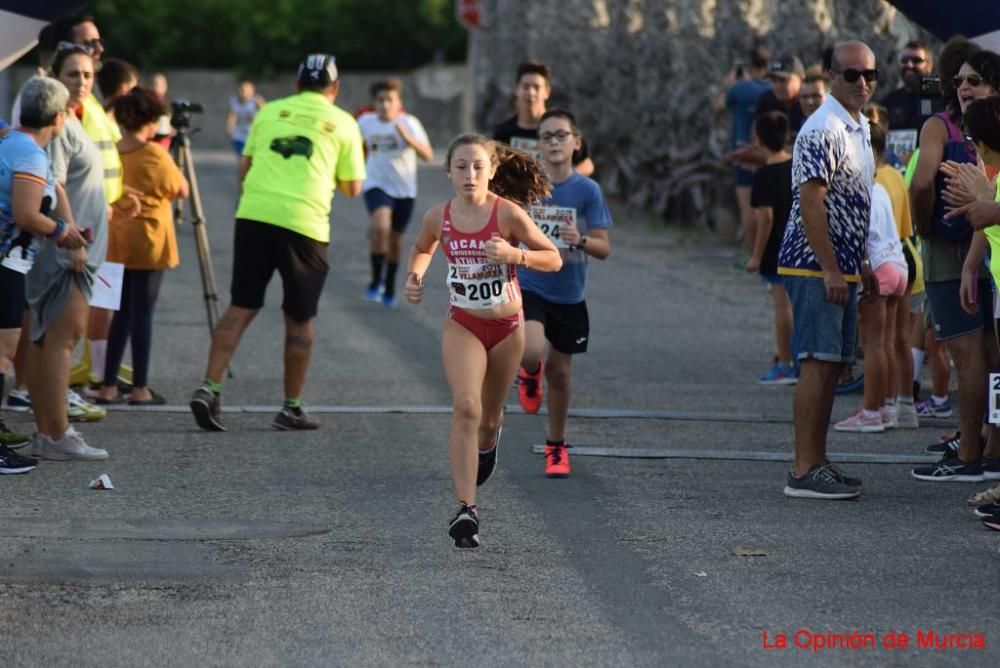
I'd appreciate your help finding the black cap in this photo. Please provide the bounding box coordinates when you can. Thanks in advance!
[297,53,338,87]
[769,55,805,79]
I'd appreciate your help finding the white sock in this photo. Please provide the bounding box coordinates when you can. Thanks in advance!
[89,340,107,381]
[897,395,914,405]
[885,397,896,406]
[911,348,925,381]
[862,409,880,419]
[931,395,948,405]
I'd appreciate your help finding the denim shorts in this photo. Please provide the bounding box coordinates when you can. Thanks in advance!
[924,279,994,341]
[784,276,858,364]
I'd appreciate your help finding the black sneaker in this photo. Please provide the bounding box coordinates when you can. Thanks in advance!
[982,457,1000,481]
[273,406,319,431]
[926,432,963,456]
[983,516,1000,532]
[449,504,480,548]
[783,463,862,500]
[972,503,1000,519]
[190,387,225,432]
[0,444,37,474]
[911,455,985,482]
[477,424,502,486]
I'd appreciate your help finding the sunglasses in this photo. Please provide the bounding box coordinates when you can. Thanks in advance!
[80,38,103,50]
[899,56,925,65]
[953,74,985,88]
[833,68,878,83]
[55,41,93,56]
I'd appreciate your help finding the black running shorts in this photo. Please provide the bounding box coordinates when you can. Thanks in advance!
[521,290,590,355]
[0,266,26,329]
[230,219,329,322]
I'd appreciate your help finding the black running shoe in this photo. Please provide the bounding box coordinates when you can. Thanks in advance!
[190,387,225,432]
[0,444,37,474]
[911,455,985,482]
[273,406,319,431]
[973,503,1000,519]
[926,432,962,456]
[477,424,502,486]
[449,504,480,548]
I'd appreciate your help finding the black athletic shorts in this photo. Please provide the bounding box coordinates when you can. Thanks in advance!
[0,265,27,329]
[230,219,329,322]
[522,290,589,355]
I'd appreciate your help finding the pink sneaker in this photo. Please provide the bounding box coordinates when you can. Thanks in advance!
[834,408,885,433]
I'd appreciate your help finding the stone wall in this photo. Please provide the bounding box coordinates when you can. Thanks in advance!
[470,0,931,226]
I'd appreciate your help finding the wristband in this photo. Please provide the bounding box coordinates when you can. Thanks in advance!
[47,217,66,240]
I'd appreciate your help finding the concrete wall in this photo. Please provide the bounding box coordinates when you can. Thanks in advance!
[1,63,470,150]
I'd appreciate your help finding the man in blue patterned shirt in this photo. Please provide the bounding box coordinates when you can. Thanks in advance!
[778,41,880,500]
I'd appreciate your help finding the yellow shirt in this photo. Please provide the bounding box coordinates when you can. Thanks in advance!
[235,91,366,242]
[983,175,1000,291]
[79,93,123,204]
[875,164,913,240]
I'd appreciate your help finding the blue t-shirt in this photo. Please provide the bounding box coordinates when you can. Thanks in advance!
[725,79,771,149]
[0,129,56,256]
[519,172,612,303]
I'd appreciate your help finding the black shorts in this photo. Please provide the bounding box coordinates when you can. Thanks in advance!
[522,290,589,355]
[0,266,26,329]
[363,188,416,233]
[230,219,329,322]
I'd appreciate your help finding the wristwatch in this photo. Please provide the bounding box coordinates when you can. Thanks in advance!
[578,236,588,249]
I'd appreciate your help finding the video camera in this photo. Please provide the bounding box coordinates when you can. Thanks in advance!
[170,99,204,130]
[919,76,941,98]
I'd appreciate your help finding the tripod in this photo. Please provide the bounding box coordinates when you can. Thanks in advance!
[169,125,227,366]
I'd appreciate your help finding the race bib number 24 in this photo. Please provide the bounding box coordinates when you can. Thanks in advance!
[529,206,576,248]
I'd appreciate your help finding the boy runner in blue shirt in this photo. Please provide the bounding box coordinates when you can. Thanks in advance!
[516,109,612,477]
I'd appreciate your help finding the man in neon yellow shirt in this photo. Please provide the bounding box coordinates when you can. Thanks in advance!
[190,54,365,432]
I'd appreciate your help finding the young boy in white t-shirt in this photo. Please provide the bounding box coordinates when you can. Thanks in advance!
[356,80,433,307]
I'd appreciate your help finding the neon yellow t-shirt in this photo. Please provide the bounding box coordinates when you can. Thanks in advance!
[982,175,1000,290]
[79,93,123,204]
[236,91,366,242]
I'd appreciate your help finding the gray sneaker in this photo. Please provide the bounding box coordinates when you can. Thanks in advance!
[272,406,319,431]
[784,463,862,500]
[31,427,109,461]
[190,387,226,432]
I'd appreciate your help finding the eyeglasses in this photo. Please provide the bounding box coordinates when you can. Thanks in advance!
[539,131,576,143]
[54,41,93,56]
[900,56,925,65]
[80,38,103,51]
[832,68,878,83]
[953,74,985,88]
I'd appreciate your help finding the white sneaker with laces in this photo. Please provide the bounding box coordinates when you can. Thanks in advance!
[31,426,108,461]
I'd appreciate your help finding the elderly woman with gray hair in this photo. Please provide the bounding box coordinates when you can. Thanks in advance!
[0,76,105,461]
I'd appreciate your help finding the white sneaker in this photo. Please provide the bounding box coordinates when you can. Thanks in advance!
[880,405,898,430]
[896,402,919,429]
[31,427,108,461]
[66,389,106,422]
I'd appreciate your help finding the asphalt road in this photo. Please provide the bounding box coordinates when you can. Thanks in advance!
[1,149,998,667]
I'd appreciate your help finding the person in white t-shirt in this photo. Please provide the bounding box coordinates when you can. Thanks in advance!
[357,80,433,307]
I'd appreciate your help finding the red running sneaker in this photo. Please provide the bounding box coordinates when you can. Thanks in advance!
[518,362,543,414]
[545,442,570,478]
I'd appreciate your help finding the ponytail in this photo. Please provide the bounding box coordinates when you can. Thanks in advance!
[445,133,551,206]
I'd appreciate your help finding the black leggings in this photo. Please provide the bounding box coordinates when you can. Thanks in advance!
[104,269,165,388]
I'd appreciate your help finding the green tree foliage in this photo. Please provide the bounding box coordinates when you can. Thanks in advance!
[89,0,467,74]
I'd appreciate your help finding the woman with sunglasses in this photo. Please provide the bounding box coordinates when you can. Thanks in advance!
[909,42,1000,483]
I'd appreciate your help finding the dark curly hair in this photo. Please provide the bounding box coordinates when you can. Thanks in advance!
[938,36,981,119]
[112,86,167,132]
[963,51,1000,97]
[445,134,550,206]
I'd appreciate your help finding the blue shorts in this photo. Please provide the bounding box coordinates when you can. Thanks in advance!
[760,272,782,286]
[363,188,416,233]
[925,279,994,341]
[232,139,246,156]
[732,166,754,187]
[784,276,858,364]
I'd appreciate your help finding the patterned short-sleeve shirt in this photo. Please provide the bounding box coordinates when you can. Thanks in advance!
[778,94,874,282]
